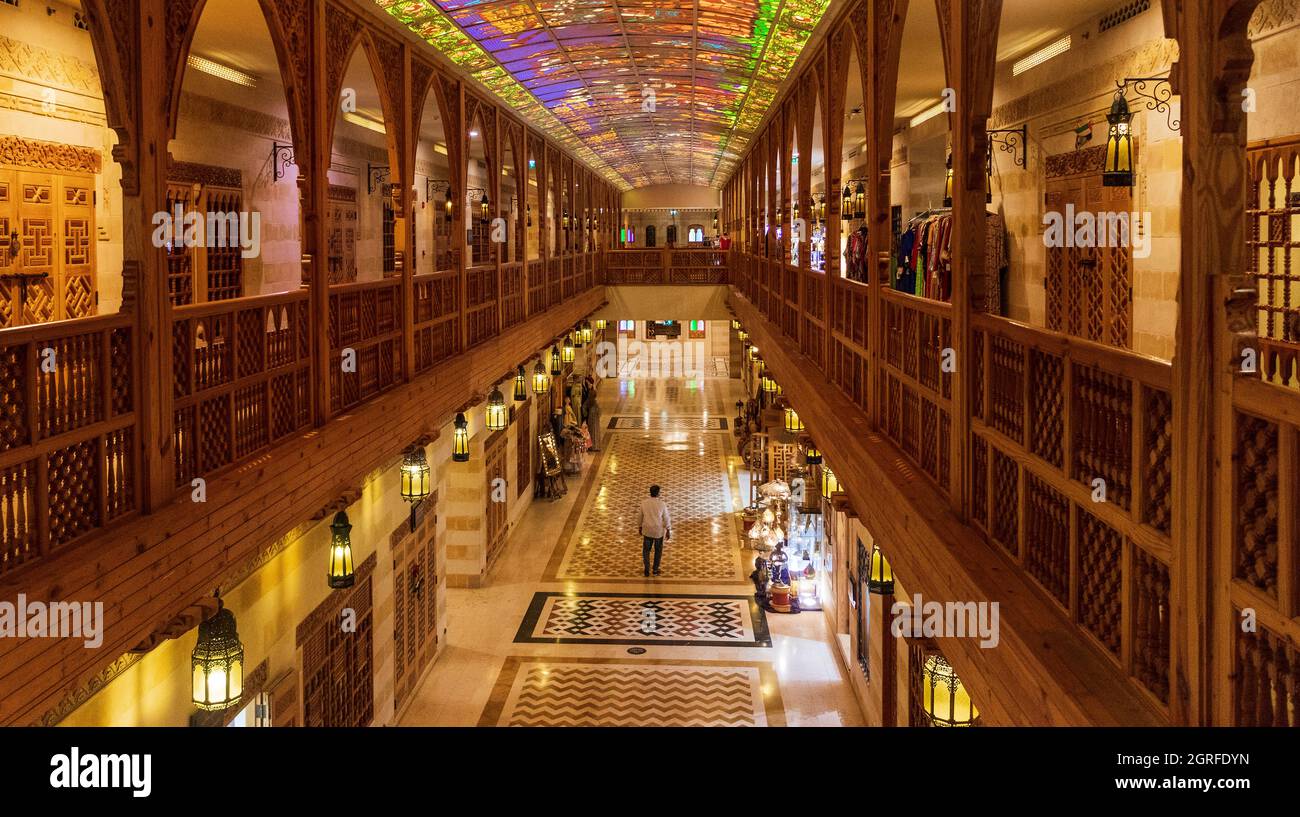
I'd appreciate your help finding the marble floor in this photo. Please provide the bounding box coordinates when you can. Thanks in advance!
[400,374,864,727]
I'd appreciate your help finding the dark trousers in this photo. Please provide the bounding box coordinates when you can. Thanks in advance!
[642,536,663,574]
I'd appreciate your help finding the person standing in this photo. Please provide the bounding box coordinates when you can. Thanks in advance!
[583,377,602,451]
[639,485,671,577]
[719,233,732,251]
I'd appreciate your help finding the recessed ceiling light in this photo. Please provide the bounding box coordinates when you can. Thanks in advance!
[1013,35,1072,77]
[343,111,386,135]
[908,100,947,129]
[187,54,258,88]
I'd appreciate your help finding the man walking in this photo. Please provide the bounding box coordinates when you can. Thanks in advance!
[639,485,671,577]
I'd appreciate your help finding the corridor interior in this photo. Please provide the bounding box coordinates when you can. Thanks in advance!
[401,373,864,727]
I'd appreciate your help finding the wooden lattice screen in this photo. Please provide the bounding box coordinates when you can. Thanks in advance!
[327,184,358,284]
[1044,146,1133,349]
[0,137,100,327]
[1247,135,1300,388]
[392,500,438,713]
[297,552,375,727]
[166,162,244,307]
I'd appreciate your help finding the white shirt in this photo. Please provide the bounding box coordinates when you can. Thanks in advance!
[639,497,671,539]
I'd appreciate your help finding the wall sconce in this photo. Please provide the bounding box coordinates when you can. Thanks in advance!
[452,412,470,462]
[191,596,244,712]
[866,542,893,594]
[943,152,953,207]
[581,321,593,345]
[821,465,840,496]
[1120,75,1179,131]
[532,360,551,395]
[328,511,356,589]
[783,405,803,434]
[399,446,431,531]
[367,163,390,195]
[550,345,562,376]
[1104,89,1136,187]
[485,384,508,431]
[986,124,1028,203]
[804,444,822,466]
[270,142,295,182]
[562,334,575,364]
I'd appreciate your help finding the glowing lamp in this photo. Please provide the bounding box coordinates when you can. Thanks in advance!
[867,542,893,595]
[513,365,528,401]
[532,360,551,395]
[191,603,244,712]
[1103,93,1135,187]
[452,412,470,462]
[328,510,355,589]
[485,385,507,431]
[922,654,980,726]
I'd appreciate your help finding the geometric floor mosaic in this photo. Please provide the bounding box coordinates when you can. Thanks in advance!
[546,429,746,583]
[608,416,729,431]
[478,657,784,726]
[514,592,770,647]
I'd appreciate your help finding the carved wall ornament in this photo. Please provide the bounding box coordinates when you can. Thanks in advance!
[0,136,102,174]
[36,652,143,726]
[167,159,242,189]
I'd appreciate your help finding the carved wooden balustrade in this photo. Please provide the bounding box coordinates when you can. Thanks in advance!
[547,258,562,307]
[526,259,545,314]
[604,248,729,284]
[464,264,498,348]
[1247,135,1300,391]
[829,280,870,412]
[969,313,1174,709]
[502,261,525,328]
[172,291,311,488]
[328,279,403,415]
[1228,374,1300,725]
[412,271,460,375]
[880,290,954,495]
[0,314,135,575]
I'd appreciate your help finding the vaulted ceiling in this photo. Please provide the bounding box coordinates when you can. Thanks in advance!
[376,0,833,191]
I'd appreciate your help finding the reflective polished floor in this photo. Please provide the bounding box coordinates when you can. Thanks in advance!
[401,373,864,727]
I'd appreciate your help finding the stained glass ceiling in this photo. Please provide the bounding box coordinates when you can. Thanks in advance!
[375,0,831,190]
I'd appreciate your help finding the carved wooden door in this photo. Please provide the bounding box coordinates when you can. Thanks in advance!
[516,399,532,499]
[392,498,438,712]
[0,167,96,327]
[485,432,509,567]
[1044,148,1133,348]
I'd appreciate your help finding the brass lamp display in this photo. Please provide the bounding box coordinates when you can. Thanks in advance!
[328,510,355,589]
[191,601,244,712]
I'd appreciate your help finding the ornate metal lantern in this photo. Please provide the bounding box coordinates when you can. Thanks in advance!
[485,384,507,431]
[841,184,852,222]
[191,601,244,711]
[452,412,470,462]
[783,405,803,433]
[922,654,980,726]
[444,186,454,223]
[594,318,607,330]
[867,542,893,594]
[943,152,953,208]
[400,446,430,505]
[479,191,490,224]
[532,360,551,395]
[562,334,575,363]
[1103,92,1135,187]
[804,445,822,466]
[821,465,840,497]
[761,367,778,395]
[328,510,355,589]
[853,182,866,220]
[550,344,562,376]
[581,321,593,345]
[514,366,528,401]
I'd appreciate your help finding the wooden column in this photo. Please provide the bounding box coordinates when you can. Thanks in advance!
[400,44,416,382]
[1167,0,1263,726]
[308,0,331,425]
[456,82,469,351]
[940,0,1002,513]
[136,0,175,509]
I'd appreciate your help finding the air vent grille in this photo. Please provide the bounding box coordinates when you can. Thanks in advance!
[1099,0,1151,33]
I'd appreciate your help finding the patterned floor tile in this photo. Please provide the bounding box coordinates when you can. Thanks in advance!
[514,592,770,647]
[546,430,745,583]
[479,657,784,726]
[608,416,729,431]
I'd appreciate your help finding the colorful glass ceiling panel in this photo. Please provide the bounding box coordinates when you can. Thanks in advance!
[375,0,831,189]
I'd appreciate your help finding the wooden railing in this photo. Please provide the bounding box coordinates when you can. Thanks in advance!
[502,261,526,327]
[413,271,459,375]
[968,313,1174,707]
[0,314,136,574]
[605,248,728,284]
[1228,375,1300,725]
[526,259,546,315]
[173,290,312,487]
[328,278,403,414]
[879,290,954,494]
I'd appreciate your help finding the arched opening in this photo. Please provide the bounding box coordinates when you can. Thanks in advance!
[526,147,540,261]
[414,80,453,273]
[466,114,491,267]
[838,36,866,280]
[810,92,826,273]
[501,136,518,264]
[329,39,401,283]
[546,161,557,255]
[0,0,127,325]
[788,114,799,265]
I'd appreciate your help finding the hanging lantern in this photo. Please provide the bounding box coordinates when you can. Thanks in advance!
[445,186,454,223]
[943,152,954,208]
[738,328,748,342]
[749,346,760,362]
[191,602,244,711]
[922,654,980,726]
[792,197,800,225]
[485,384,507,431]
[513,365,528,401]
[562,334,575,363]
[821,465,840,497]
[400,447,431,505]
[713,214,719,231]
[804,445,822,466]
[867,542,893,594]
[581,321,593,345]
[572,324,584,349]
[853,182,866,220]
[761,367,778,394]
[526,203,533,227]
[479,191,490,224]
[841,184,852,222]
[452,412,470,462]
[783,405,803,433]
[594,318,607,330]
[328,510,356,589]
[532,360,551,395]
[550,344,562,375]
[1103,92,1135,187]
[731,319,741,331]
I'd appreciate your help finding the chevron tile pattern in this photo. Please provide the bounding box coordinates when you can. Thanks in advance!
[482,659,775,727]
[515,592,771,646]
[550,429,744,582]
